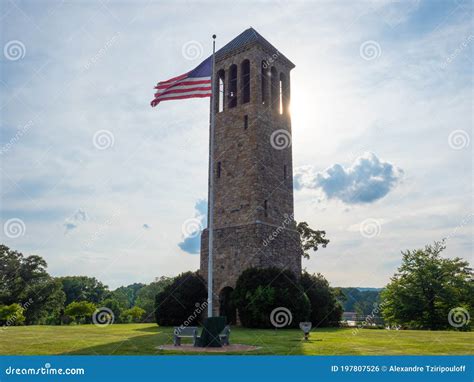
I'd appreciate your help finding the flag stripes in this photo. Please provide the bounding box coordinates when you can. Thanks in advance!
[150,57,212,107]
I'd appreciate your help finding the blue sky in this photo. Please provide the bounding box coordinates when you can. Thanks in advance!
[1,0,472,289]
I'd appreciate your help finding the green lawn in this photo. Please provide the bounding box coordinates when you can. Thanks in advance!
[0,324,472,355]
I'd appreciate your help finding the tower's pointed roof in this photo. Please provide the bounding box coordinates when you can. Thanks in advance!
[215,27,295,68]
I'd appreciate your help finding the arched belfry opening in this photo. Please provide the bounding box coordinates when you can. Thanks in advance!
[261,61,268,104]
[228,64,238,108]
[270,66,278,111]
[219,287,236,324]
[279,72,288,115]
[201,27,300,317]
[216,69,225,113]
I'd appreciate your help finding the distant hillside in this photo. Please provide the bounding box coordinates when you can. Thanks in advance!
[356,287,383,292]
[336,287,383,316]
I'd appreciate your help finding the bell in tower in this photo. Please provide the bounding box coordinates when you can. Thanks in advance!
[200,28,302,319]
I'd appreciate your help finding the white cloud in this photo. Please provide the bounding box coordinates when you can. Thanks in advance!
[295,152,403,204]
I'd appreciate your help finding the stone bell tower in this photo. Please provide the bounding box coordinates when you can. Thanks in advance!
[200,28,302,319]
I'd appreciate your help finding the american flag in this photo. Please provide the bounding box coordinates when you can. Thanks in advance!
[150,56,212,107]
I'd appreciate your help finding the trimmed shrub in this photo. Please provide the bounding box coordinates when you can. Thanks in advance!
[300,272,342,327]
[64,301,96,324]
[0,303,25,326]
[155,271,207,326]
[233,267,310,328]
[121,306,146,323]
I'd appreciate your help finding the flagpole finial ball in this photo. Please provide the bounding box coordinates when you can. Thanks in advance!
[212,34,216,39]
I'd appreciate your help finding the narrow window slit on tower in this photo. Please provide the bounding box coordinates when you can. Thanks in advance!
[217,162,222,178]
[244,115,248,129]
[261,61,267,104]
[264,200,268,217]
[241,60,250,104]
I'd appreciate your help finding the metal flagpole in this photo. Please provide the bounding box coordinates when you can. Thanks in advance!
[207,34,216,318]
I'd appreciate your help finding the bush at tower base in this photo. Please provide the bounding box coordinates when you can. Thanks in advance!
[155,271,207,326]
[232,267,310,328]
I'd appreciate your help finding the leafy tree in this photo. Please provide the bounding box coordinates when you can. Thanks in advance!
[30,278,65,325]
[64,301,96,324]
[108,288,129,309]
[101,298,122,323]
[155,272,207,326]
[0,245,65,324]
[136,277,173,322]
[121,306,146,323]
[233,267,311,328]
[0,303,25,326]
[381,241,473,330]
[332,287,347,305]
[59,276,109,306]
[110,283,145,309]
[300,272,342,327]
[297,222,329,259]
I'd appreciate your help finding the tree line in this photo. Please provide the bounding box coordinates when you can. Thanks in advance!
[153,241,472,331]
[0,244,172,326]
[1,240,472,330]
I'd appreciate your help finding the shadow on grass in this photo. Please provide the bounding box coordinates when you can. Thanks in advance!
[62,333,164,355]
[133,325,162,333]
[309,327,345,333]
[61,326,342,355]
[287,339,323,342]
[61,333,265,356]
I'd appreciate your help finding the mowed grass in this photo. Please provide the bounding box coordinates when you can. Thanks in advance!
[1,324,472,355]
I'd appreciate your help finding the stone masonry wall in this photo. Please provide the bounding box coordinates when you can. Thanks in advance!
[200,41,302,315]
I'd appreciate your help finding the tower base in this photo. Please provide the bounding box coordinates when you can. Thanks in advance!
[200,221,302,316]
